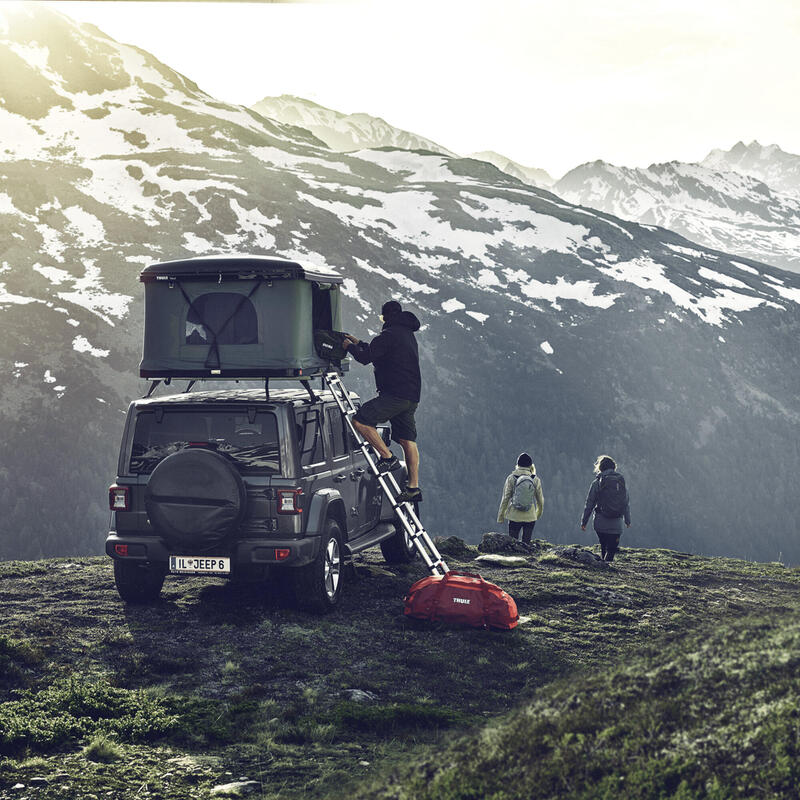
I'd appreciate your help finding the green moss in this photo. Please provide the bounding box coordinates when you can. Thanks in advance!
[327,701,469,736]
[355,614,800,799]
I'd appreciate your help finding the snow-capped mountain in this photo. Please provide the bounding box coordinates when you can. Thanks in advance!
[467,150,554,188]
[702,140,800,197]
[2,4,799,565]
[554,160,800,274]
[249,96,557,190]
[250,94,456,155]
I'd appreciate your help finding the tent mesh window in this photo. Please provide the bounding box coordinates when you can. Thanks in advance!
[312,283,334,332]
[185,292,259,345]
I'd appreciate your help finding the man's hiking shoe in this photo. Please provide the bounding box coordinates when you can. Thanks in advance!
[375,454,399,473]
[397,486,423,504]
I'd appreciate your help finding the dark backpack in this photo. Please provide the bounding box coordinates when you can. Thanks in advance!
[596,472,627,518]
[314,330,348,364]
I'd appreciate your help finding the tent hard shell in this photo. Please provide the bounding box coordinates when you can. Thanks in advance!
[139,255,347,380]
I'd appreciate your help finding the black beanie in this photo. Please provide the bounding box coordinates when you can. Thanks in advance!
[381,300,402,318]
[517,453,532,468]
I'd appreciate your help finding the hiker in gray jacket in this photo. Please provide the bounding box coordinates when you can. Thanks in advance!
[581,455,631,562]
[497,453,544,543]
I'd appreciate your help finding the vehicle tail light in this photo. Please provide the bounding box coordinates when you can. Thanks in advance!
[109,485,130,511]
[275,548,291,561]
[277,488,302,514]
[114,544,129,557]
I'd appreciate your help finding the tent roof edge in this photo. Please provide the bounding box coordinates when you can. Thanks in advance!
[140,254,343,284]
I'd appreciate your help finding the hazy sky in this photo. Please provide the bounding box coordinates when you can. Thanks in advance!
[48,0,800,178]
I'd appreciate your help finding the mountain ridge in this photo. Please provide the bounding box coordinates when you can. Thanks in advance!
[555,156,800,274]
[702,139,800,196]
[250,94,456,156]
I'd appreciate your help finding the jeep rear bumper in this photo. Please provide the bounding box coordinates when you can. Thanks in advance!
[105,533,320,568]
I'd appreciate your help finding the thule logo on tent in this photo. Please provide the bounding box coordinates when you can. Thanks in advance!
[453,597,471,605]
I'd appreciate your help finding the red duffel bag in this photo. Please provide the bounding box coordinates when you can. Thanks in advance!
[403,571,519,630]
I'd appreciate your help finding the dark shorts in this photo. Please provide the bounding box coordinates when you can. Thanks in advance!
[353,393,418,442]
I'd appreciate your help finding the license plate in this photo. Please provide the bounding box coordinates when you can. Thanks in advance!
[169,555,231,575]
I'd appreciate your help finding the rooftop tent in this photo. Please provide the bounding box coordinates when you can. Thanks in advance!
[139,255,347,379]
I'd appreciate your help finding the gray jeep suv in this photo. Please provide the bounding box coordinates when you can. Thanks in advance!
[105,385,416,612]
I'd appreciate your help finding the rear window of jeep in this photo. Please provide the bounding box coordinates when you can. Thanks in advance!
[129,409,280,475]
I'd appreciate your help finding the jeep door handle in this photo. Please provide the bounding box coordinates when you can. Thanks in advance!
[352,467,365,476]
[333,475,347,483]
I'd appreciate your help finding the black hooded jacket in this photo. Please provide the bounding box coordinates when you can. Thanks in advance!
[350,311,421,402]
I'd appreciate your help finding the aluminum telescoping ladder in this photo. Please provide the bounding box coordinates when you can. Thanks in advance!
[323,370,449,576]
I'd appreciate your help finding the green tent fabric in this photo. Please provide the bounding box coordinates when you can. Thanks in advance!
[139,255,345,379]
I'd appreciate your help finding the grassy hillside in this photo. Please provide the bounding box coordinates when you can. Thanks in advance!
[1,540,799,799]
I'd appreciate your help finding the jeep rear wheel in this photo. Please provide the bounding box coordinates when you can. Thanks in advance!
[380,518,418,564]
[292,519,344,613]
[114,560,166,604]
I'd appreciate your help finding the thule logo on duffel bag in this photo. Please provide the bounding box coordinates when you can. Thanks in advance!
[453,597,471,605]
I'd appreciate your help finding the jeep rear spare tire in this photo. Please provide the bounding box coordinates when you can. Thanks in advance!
[145,448,247,551]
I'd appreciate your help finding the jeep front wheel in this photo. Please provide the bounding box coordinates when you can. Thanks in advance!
[114,560,166,603]
[292,519,344,613]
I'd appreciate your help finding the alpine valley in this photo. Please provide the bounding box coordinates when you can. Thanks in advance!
[1,3,799,566]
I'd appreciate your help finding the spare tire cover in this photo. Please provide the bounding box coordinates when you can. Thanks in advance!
[145,448,247,551]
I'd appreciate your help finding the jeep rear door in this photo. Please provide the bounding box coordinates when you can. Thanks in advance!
[324,404,359,537]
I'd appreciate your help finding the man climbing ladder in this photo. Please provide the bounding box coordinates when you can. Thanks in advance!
[323,370,448,577]
[342,300,422,505]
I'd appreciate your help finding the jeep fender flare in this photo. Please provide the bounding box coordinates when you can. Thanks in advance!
[305,488,348,539]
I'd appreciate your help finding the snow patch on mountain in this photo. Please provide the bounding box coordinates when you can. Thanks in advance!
[63,206,105,246]
[597,258,768,326]
[771,284,800,304]
[505,272,619,311]
[33,264,71,285]
[183,232,213,253]
[697,267,751,291]
[730,261,760,276]
[54,263,132,324]
[352,258,437,296]
[477,269,502,288]
[0,285,39,306]
[229,199,278,250]
[441,298,466,313]
[354,149,464,184]
[72,335,109,358]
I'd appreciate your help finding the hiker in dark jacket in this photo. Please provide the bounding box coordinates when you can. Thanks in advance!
[343,300,422,504]
[497,453,544,543]
[580,455,631,562]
